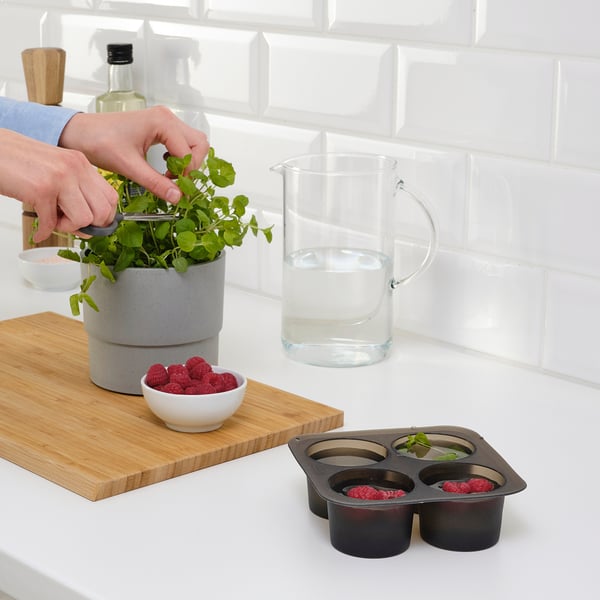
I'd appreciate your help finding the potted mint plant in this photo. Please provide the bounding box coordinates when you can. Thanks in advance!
[59,149,272,395]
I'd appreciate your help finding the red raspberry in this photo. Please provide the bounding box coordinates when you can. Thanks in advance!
[442,481,459,494]
[161,382,184,394]
[467,478,494,493]
[167,364,187,376]
[220,372,238,391]
[185,356,209,372]
[145,363,169,388]
[442,479,488,494]
[380,489,406,499]
[346,485,406,500]
[347,485,381,500]
[202,372,226,392]
[183,385,203,394]
[189,361,213,380]
[442,481,463,493]
[195,383,217,395]
[170,370,192,388]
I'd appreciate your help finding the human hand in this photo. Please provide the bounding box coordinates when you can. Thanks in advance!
[58,106,210,205]
[0,128,118,242]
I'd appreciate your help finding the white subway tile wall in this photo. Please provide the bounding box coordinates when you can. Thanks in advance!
[1,1,600,386]
[329,0,475,45]
[206,0,319,29]
[476,0,600,57]
[264,33,394,135]
[148,22,259,114]
[394,244,546,366]
[556,59,600,170]
[396,48,555,159]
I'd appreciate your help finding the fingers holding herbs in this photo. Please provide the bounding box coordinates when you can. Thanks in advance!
[60,107,210,206]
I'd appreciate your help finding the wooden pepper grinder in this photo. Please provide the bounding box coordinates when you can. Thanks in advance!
[21,47,72,249]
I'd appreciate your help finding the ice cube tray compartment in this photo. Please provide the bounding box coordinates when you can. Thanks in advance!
[288,425,526,557]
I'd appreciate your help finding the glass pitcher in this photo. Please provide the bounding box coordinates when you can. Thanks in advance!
[272,153,438,367]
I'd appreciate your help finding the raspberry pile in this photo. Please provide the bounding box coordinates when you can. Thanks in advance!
[145,356,238,395]
[346,485,406,500]
[441,478,494,494]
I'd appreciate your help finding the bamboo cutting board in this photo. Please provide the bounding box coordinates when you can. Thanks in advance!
[0,312,344,501]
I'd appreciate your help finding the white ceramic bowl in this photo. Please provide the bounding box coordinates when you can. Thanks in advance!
[141,366,247,433]
[18,247,80,291]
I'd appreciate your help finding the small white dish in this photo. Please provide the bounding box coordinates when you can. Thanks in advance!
[18,247,80,291]
[141,366,247,433]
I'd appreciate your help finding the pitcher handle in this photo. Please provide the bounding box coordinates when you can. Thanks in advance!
[391,179,439,288]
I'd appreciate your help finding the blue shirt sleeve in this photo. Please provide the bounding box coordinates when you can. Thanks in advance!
[0,97,78,146]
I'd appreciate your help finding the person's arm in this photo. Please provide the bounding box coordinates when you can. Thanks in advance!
[0,99,209,242]
[0,96,77,145]
[0,128,118,242]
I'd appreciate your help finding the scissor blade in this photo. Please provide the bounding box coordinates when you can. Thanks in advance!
[121,213,177,222]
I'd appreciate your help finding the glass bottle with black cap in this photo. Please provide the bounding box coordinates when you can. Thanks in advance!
[96,43,146,113]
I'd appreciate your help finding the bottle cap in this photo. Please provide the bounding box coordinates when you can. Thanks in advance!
[107,44,133,65]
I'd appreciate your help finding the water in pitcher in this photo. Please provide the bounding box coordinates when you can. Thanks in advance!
[282,247,393,367]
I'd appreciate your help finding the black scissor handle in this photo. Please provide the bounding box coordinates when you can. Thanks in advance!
[79,213,123,237]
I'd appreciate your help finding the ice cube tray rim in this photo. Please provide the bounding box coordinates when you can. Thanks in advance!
[288,425,527,509]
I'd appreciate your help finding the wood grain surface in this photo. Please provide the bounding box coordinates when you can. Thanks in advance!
[0,312,344,501]
[21,47,65,105]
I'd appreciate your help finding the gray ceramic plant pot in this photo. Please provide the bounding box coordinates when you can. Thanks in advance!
[82,253,225,395]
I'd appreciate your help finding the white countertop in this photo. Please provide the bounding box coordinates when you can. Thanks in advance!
[0,221,598,600]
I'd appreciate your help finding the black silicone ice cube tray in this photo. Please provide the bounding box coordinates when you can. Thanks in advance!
[288,425,526,558]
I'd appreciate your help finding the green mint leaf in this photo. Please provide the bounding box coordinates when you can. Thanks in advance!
[207,155,235,188]
[175,218,196,234]
[154,221,171,240]
[176,230,197,253]
[123,196,150,213]
[116,221,144,248]
[177,175,198,197]
[166,154,189,177]
[200,231,221,258]
[114,248,135,272]
[232,195,249,217]
[80,275,96,293]
[172,256,189,272]
[211,196,230,214]
[81,294,99,312]
[58,248,80,262]
[195,208,211,226]
[262,225,274,243]
[402,432,432,458]
[189,246,210,261]
[434,452,459,461]
[69,293,81,317]
[98,262,115,282]
[155,255,169,269]
[414,432,431,447]
[223,229,243,246]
